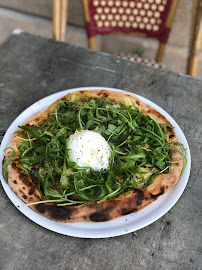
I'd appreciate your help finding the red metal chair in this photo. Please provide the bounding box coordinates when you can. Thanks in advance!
[82,0,178,65]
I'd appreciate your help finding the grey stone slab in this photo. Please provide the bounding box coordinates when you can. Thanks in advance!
[0,32,201,270]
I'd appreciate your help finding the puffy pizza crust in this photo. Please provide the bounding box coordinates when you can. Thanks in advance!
[4,89,183,222]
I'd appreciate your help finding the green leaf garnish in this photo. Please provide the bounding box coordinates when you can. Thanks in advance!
[2,147,16,182]
[3,97,186,206]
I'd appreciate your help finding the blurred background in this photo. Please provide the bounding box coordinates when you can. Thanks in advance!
[0,0,201,78]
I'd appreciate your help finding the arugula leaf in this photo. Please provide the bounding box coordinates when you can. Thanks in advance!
[2,148,16,182]
[60,161,69,188]
[156,160,165,169]
[113,159,136,176]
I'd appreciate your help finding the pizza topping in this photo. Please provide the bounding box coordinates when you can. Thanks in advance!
[67,130,112,171]
[4,95,185,207]
[2,147,16,182]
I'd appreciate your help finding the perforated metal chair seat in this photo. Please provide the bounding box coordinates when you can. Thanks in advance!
[82,0,178,65]
[118,52,166,68]
[89,0,168,35]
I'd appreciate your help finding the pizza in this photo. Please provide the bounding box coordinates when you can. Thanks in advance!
[2,89,185,222]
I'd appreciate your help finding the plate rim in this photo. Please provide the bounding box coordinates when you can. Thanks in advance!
[0,86,191,238]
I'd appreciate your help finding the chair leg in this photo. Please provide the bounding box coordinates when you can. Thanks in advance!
[53,0,68,41]
[187,25,202,76]
[156,43,166,63]
[82,0,97,50]
[88,36,97,50]
[60,0,68,42]
[187,0,202,77]
[155,0,178,63]
[53,0,61,40]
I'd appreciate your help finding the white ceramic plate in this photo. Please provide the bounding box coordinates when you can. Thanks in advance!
[0,87,191,238]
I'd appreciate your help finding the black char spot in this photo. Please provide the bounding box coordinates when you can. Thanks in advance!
[13,180,17,184]
[12,163,17,169]
[2,156,6,164]
[19,173,33,187]
[98,90,108,98]
[28,187,35,195]
[89,205,114,222]
[47,205,73,220]
[20,173,29,181]
[121,208,138,216]
[90,211,110,222]
[167,126,173,133]
[150,187,165,199]
[22,195,27,199]
[169,134,175,139]
[134,189,144,206]
[35,204,46,214]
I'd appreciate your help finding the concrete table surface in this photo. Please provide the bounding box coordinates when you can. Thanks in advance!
[0,32,201,270]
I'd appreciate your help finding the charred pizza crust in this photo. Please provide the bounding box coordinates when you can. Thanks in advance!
[4,89,183,222]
